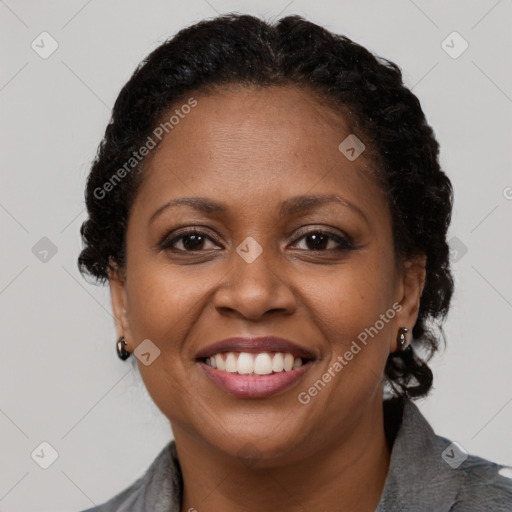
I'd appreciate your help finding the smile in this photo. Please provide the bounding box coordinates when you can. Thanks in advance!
[203,351,304,374]
[198,351,315,398]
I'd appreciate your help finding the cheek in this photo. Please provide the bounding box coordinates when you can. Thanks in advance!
[298,272,396,429]
[125,258,206,342]
[311,250,396,339]
[136,359,200,432]
[303,248,397,405]
[124,262,205,424]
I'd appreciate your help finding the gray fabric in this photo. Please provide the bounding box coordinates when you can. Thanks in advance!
[80,399,512,511]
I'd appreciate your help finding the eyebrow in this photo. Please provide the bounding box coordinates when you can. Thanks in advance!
[149,193,369,225]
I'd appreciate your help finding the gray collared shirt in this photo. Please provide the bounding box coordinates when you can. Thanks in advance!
[80,399,512,511]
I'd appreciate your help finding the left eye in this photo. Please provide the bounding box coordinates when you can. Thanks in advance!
[290,231,353,251]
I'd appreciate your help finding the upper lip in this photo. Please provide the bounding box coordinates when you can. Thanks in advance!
[196,337,317,360]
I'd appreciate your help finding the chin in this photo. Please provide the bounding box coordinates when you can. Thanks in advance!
[202,426,305,467]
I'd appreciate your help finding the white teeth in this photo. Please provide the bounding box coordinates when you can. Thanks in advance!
[225,352,237,373]
[254,353,273,375]
[237,352,254,374]
[215,353,225,371]
[283,353,294,371]
[272,352,284,372]
[205,351,306,375]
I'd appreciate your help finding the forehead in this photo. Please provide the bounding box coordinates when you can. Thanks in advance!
[130,84,387,223]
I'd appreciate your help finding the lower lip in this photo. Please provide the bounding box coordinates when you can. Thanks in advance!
[198,360,314,398]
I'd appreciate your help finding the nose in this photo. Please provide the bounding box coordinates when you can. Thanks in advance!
[213,244,297,320]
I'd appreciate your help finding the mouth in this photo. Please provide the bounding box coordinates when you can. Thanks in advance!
[195,337,317,398]
[199,351,309,374]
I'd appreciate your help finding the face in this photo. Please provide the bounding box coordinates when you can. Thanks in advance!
[109,84,425,463]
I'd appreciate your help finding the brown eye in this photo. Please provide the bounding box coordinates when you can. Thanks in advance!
[292,230,354,251]
[160,230,220,252]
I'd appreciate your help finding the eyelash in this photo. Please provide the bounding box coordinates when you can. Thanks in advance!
[159,227,354,253]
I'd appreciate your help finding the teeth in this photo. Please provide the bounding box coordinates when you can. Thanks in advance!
[272,352,284,372]
[225,352,237,373]
[237,352,254,374]
[204,352,305,375]
[254,353,273,375]
[283,353,294,371]
[215,353,225,371]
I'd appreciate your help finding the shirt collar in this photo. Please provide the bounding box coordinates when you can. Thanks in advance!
[375,397,461,511]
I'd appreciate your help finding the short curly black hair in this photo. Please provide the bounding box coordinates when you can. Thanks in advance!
[78,13,454,399]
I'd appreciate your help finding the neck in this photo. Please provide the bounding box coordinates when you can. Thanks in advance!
[175,395,391,512]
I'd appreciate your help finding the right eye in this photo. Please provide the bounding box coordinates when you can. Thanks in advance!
[160,229,221,252]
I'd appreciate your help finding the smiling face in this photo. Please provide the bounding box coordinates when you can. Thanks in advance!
[109,84,425,464]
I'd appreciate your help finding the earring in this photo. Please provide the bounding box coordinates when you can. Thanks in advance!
[116,336,131,360]
[397,327,409,350]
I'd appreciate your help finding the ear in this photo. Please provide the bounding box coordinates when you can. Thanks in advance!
[107,260,131,349]
[392,253,427,351]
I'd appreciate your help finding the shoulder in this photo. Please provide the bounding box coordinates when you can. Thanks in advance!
[77,440,181,512]
[78,475,146,512]
[451,455,512,511]
[377,398,512,511]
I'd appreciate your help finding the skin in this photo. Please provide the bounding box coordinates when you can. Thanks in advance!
[108,84,426,512]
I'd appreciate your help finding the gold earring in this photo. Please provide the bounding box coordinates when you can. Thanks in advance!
[397,327,409,350]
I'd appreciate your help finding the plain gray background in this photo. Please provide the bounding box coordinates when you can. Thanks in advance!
[1,1,511,510]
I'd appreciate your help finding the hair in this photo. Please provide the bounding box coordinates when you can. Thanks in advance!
[78,13,454,399]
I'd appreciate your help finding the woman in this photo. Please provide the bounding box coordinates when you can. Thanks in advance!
[77,13,512,512]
